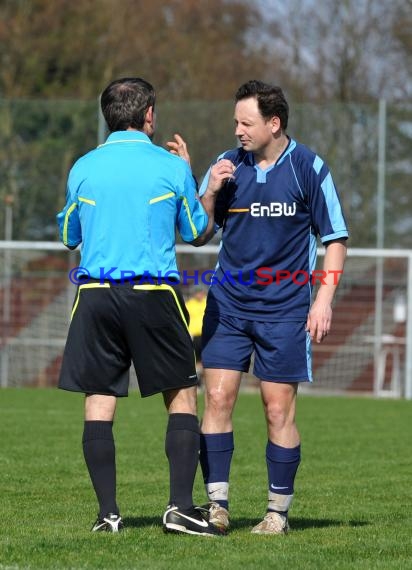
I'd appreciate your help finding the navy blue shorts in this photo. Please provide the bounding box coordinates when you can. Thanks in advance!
[201,311,312,383]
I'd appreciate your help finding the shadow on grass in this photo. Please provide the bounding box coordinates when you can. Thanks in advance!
[230,517,369,531]
[123,516,162,528]
[123,515,369,532]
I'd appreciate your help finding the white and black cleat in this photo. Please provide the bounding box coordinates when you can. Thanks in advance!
[91,513,124,533]
[163,505,225,536]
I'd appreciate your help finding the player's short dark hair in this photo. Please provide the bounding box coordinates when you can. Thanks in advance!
[100,77,156,132]
[235,80,289,130]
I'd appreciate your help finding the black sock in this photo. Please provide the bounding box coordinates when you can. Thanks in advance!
[165,413,200,511]
[82,421,119,518]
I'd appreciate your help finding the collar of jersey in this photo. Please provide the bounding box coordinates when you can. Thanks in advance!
[277,137,296,164]
[248,137,296,169]
[98,130,152,147]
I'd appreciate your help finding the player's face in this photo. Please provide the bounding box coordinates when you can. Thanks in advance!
[234,97,276,154]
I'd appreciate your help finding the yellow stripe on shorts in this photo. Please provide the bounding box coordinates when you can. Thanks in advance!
[70,283,110,321]
[133,284,189,330]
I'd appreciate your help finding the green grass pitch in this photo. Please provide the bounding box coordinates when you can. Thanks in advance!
[1,388,411,569]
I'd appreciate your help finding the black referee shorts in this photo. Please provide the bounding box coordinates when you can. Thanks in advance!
[58,280,198,397]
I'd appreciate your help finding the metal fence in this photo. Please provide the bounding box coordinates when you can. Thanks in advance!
[0,99,412,249]
[1,241,411,399]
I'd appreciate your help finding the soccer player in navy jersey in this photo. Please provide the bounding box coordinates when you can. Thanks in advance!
[168,80,348,534]
[57,78,223,537]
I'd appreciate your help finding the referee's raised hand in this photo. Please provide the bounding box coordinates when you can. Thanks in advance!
[167,133,191,165]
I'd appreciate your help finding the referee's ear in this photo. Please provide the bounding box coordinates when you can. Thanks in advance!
[144,106,156,137]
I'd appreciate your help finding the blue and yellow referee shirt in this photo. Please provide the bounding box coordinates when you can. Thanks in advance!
[57,130,207,279]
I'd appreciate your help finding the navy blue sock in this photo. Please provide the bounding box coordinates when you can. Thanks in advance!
[82,421,119,519]
[199,432,234,510]
[165,413,199,511]
[266,441,301,513]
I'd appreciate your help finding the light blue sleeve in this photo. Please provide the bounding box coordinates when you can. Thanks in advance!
[199,167,211,197]
[307,156,348,243]
[199,150,227,197]
[56,170,82,249]
[176,163,208,242]
[198,152,227,232]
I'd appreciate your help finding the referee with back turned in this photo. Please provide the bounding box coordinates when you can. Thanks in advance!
[57,77,222,536]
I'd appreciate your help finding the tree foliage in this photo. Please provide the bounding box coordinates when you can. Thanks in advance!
[260,0,412,102]
[1,0,411,102]
[0,0,271,100]
[0,0,411,246]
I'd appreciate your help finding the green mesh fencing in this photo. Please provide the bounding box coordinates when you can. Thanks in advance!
[0,98,411,248]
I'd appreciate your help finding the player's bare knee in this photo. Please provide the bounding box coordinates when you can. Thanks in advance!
[206,385,236,415]
[264,400,293,431]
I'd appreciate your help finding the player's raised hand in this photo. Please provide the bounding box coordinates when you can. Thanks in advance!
[207,159,236,194]
[166,134,191,165]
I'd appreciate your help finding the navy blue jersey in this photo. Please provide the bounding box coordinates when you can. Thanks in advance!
[199,138,348,321]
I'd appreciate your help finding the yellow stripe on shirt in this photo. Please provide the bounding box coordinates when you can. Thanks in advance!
[63,203,78,245]
[180,196,198,239]
[78,197,96,206]
[149,192,175,205]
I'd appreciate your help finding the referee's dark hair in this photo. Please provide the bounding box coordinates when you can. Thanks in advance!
[235,80,289,130]
[101,77,156,132]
